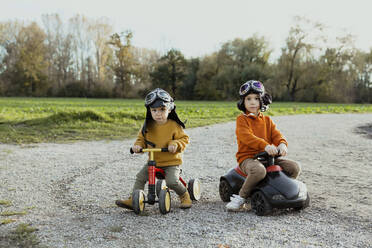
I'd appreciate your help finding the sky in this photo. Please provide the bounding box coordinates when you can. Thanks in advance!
[1,0,371,59]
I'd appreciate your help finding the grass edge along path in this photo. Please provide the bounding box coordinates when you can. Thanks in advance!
[0,97,371,144]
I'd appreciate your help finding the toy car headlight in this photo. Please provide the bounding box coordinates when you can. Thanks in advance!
[272,194,285,201]
[298,181,307,199]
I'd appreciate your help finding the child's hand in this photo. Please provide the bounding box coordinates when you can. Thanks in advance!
[277,143,288,156]
[132,145,142,153]
[168,144,177,153]
[265,144,278,156]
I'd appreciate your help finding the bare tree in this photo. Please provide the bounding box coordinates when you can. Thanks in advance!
[88,17,113,84]
[42,14,74,94]
[277,16,324,101]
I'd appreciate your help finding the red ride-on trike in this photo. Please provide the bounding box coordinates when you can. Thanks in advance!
[130,148,201,215]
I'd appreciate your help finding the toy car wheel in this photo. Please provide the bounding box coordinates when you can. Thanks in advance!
[156,179,167,197]
[132,189,146,215]
[294,193,310,211]
[251,191,272,216]
[188,178,201,201]
[219,179,233,202]
[158,188,171,214]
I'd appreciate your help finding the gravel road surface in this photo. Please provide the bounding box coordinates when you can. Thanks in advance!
[0,114,371,248]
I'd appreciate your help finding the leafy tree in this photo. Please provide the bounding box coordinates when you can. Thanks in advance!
[0,21,22,95]
[194,53,221,100]
[304,33,355,102]
[131,47,160,97]
[2,22,49,96]
[108,31,136,97]
[209,36,271,100]
[1,14,371,103]
[150,49,187,98]
[178,58,200,99]
[351,49,372,103]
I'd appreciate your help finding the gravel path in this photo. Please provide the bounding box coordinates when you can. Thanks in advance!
[0,114,371,248]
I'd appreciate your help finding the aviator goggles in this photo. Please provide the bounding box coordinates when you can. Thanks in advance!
[145,88,173,107]
[239,80,264,96]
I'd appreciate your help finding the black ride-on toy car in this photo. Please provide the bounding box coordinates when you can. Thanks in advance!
[219,151,310,216]
[130,148,201,215]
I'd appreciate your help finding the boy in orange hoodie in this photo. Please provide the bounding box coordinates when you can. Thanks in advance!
[226,80,301,211]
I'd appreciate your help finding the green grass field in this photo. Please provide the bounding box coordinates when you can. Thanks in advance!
[0,97,371,144]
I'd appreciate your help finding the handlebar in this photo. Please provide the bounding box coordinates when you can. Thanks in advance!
[253,151,282,167]
[253,151,281,159]
[130,148,169,154]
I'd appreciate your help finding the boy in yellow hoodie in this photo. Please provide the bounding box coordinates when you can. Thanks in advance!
[226,80,301,211]
[116,88,191,210]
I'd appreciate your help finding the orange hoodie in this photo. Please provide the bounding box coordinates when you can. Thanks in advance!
[236,112,288,163]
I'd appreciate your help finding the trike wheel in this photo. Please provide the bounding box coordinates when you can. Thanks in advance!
[158,188,171,214]
[156,179,167,197]
[251,191,272,216]
[188,178,201,201]
[219,179,232,202]
[132,190,146,215]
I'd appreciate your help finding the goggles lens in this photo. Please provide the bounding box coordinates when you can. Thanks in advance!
[252,82,263,89]
[145,89,172,106]
[145,92,156,105]
[239,80,264,96]
[158,91,171,101]
[240,84,249,94]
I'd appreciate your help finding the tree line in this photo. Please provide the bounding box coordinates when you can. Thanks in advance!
[0,15,371,103]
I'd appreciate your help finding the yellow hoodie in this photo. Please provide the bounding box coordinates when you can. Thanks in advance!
[134,119,189,167]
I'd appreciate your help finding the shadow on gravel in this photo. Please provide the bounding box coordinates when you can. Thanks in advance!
[354,123,372,139]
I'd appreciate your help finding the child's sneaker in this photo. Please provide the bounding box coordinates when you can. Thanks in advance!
[226,194,245,211]
[115,197,133,210]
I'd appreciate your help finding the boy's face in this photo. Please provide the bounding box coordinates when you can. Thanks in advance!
[244,93,260,115]
[150,106,171,124]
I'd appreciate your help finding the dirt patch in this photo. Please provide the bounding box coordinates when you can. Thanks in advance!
[354,123,372,139]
